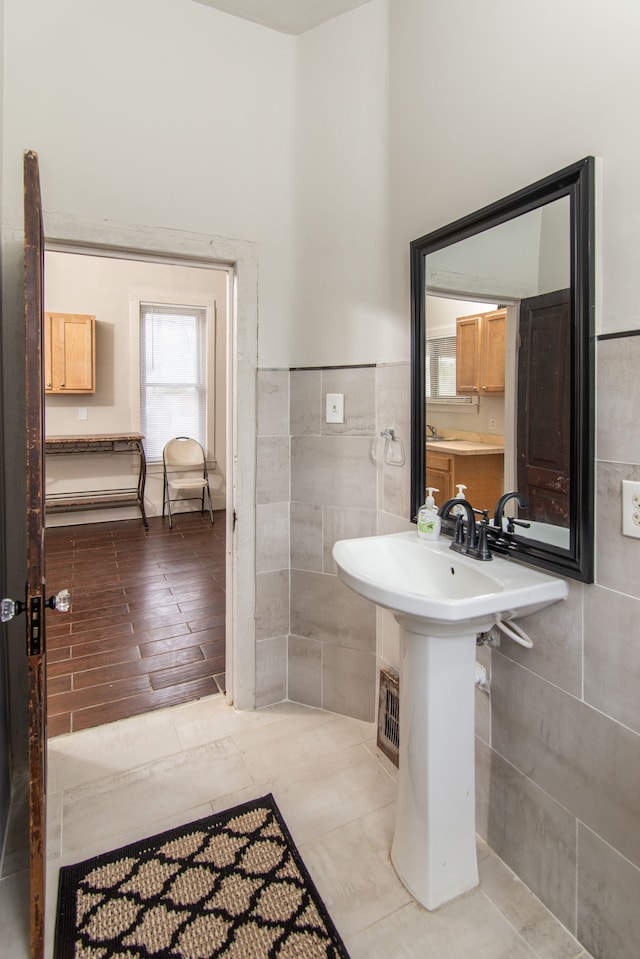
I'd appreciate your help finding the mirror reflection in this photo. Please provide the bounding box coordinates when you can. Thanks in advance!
[424,196,571,546]
[410,157,595,582]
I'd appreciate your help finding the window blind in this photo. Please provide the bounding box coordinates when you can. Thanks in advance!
[426,335,457,398]
[140,303,207,461]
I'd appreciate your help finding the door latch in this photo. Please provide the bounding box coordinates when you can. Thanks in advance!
[2,588,70,622]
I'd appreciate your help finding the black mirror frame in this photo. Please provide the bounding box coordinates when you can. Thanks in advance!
[410,156,595,583]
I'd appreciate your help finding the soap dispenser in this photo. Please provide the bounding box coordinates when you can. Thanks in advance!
[452,484,467,517]
[418,488,442,540]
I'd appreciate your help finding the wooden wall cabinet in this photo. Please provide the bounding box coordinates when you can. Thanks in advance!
[456,308,506,395]
[45,312,96,393]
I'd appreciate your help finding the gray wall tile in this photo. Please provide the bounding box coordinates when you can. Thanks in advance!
[256,436,290,505]
[477,839,582,959]
[584,585,640,734]
[475,741,577,931]
[291,435,376,507]
[492,653,640,870]
[288,635,322,708]
[381,457,411,518]
[255,635,287,708]
[257,369,289,437]
[290,569,376,651]
[291,369,322,435]
[596,460,640,598]
[256,569,289,641]
[375,363,411,439]
[475,737,491,841]
[578,824,640,959]
[256,502,289,573]
[321,367,376,435]
[290,501,323,572]
[597,336,640,464]
[378,607,400,672]
[376,364,411,518]
[377,511,414,536]
[322,506,377,574]
[322,645,376,722]
[497,579,584,697]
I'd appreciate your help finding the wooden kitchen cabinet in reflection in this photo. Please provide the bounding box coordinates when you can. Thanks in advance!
[45,312,95,393]
[426,446,504,512]
[456,308,506,395]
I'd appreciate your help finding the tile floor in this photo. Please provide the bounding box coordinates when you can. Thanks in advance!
[3,695,593,958]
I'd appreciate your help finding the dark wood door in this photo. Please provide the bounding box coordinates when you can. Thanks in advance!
[517,289,571,525]
[24,149,47,959]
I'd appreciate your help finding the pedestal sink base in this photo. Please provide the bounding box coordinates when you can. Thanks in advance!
[332,532,569,911]
[390,621,479,911]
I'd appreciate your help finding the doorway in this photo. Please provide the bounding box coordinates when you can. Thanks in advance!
[42,213,259,719]
[43,249,230,734]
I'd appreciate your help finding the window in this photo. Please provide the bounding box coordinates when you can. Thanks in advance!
[425,335,457,398]
[140,302,207,461]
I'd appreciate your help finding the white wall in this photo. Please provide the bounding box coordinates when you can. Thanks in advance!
[44,252,228,519]
[426,203,570,301]
[388,0,640,338]
[291,0,396,365]
[2,0,296,367]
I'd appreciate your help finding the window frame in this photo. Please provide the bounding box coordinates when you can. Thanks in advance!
[137,300,214,463]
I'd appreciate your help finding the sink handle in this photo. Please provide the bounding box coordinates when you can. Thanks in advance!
[476,522,492,561]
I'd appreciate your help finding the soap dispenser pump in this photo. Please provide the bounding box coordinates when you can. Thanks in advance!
[452,484,467,517]
[418,488,442,540]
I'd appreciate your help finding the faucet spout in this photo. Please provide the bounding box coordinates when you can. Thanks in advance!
[438,497,478,551]
[494,491,528,532]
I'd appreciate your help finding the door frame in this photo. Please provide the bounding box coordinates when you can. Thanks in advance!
[44,213,258,711]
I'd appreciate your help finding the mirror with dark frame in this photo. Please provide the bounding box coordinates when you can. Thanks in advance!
[410,157,595,582]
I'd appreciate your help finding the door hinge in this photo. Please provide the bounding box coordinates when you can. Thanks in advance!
[233,509,238,531]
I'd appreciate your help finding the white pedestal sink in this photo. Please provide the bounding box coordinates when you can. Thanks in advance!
[333,531,567,911]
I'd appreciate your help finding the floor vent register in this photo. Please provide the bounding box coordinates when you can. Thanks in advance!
[377,667,399,767]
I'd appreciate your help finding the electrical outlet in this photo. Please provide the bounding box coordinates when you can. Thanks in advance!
[489,417,497,431]
[622,480,640,538]
[78,407,88,421]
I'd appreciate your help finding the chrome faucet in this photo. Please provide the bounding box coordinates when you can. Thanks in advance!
[426,424,438,438]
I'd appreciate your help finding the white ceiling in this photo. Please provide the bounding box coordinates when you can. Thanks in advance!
[191,0,372,35]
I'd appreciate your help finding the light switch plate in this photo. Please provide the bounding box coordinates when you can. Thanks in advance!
[326,393,344,424]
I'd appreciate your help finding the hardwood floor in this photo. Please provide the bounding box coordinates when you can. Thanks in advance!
[44,510,226,737]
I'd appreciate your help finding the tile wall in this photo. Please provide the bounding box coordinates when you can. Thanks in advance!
[256,364,411,717]
[256,343,640,959]
[475,334,640,959]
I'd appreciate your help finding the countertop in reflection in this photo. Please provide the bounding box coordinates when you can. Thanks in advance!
[427,439,504,456]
